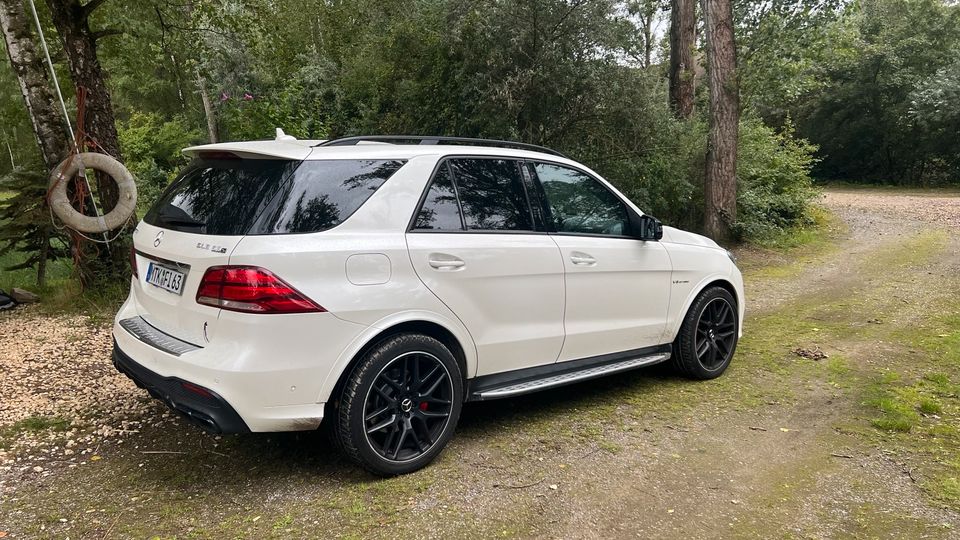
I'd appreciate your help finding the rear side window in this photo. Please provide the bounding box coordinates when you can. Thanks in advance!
[447,158,533,231]
[413,164,463,230]
[145,158,404,235]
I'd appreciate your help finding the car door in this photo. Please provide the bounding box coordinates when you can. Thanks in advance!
[406,157,566,376]
[530,161,673,363]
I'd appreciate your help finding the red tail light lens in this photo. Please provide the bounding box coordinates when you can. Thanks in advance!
[196,266,325,314]
[130,245,138,278]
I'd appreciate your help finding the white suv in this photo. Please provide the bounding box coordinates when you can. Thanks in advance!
[113,135,744,475]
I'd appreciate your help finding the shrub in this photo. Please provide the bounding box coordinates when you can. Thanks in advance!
[734,117,819,241]
[118,113,203,214]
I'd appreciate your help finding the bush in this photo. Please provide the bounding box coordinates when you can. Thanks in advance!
[590,110,817,244]
[734,118,819,241]
[118,113,203,214]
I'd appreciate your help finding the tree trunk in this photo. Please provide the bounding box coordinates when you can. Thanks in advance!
[643,18,653,69]
[196,69,219,143]
[669,0,696,119]
[45,0,129,281]
[702,0,739,243]
[0,0,69,170]
[37,227,49,286]
[45,0,121,189]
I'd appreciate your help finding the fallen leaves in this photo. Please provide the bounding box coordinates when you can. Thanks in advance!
[792,346,829,361]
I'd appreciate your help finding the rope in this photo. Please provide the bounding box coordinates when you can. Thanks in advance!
[27,0,114,248]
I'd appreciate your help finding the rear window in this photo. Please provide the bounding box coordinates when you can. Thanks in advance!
[144,158,405,235]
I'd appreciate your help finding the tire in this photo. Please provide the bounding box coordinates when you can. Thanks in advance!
[334,333,463,476]
[672,286,739,380]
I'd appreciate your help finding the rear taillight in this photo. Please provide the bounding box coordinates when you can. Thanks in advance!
[196,266,325,314]
[130,245,138,278]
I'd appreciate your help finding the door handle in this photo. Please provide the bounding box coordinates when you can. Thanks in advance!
[570,252,596,266]
[428,254,465,270]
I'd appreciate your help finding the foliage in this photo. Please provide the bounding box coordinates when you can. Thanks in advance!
[0,0,823,287]
[793,0,960,184]
[0,170,70,285]
[735,0,846,123]
[734,118,818,239]
[118,113,202,213]
[908,54,960,182]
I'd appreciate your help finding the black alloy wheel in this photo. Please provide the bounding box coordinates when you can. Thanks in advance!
[694,297,738,370]
[672,286,739,379]
[334,333,463,476]
[363,351,454,461]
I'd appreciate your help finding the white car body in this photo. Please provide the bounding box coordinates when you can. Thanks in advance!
[113,137,744,437]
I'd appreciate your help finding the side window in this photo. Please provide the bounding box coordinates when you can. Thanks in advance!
[413,164,463,230]
[535,163,630,236]
[448,158,533,231]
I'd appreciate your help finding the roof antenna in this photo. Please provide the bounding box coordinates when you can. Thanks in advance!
[275,128,297,142]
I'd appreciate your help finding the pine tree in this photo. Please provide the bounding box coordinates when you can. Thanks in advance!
[0,170,69,286]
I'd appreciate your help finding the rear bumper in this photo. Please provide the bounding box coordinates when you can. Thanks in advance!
[113,342,250,434]
[112,290,362,432]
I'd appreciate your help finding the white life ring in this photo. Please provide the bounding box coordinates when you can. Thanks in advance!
[48,152,137,233]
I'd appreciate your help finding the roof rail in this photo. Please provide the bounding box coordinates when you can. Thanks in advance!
[315,135,568,158]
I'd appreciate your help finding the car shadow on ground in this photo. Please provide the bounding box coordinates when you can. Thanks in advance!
[110,365,682,491]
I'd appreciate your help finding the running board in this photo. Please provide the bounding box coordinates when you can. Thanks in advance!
[468,350,671,401]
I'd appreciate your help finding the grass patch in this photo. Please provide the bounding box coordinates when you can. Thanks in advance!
[15,416,71,432]
[0,415,72,449]
[0,246,128,316]
[863,311,960,506]
[749,206,838,251]
[918,398,943,415]
[737,206,845,279]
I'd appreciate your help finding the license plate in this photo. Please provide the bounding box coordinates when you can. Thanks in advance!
[146,262,186,295]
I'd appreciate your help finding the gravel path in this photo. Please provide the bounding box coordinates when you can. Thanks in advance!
[823,189,960,230]
[0,310,155,476]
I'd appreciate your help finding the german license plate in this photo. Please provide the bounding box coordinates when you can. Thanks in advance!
[146,262,186,295]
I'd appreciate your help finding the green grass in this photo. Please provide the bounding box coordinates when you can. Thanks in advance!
[748,206,839,251]
[0,415,71,449]
[736,206,845,280]
[0,245,127,316]
[863,311,960,505]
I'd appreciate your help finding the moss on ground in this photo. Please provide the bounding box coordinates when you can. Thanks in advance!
[0,415,71,450]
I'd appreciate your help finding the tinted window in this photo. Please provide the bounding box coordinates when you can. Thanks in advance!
[413,164,463,230]
[448,158,533,231]
[535,163,630,236]
[145,159,404,235]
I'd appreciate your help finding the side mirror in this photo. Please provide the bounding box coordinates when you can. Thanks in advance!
[630,212,663,241]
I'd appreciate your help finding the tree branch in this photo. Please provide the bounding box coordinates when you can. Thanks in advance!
[91,27,122,41]
[81,0,109,19]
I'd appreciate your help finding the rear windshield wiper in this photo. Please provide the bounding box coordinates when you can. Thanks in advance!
[162,218,206,229]
[157,206,207,229]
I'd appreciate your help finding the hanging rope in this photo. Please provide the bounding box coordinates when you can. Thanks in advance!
[46,88,137,237]
[27,0,137,248]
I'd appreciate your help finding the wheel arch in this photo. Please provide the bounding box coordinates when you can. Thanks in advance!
[666,276,742,342]
[320,314,475,410]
